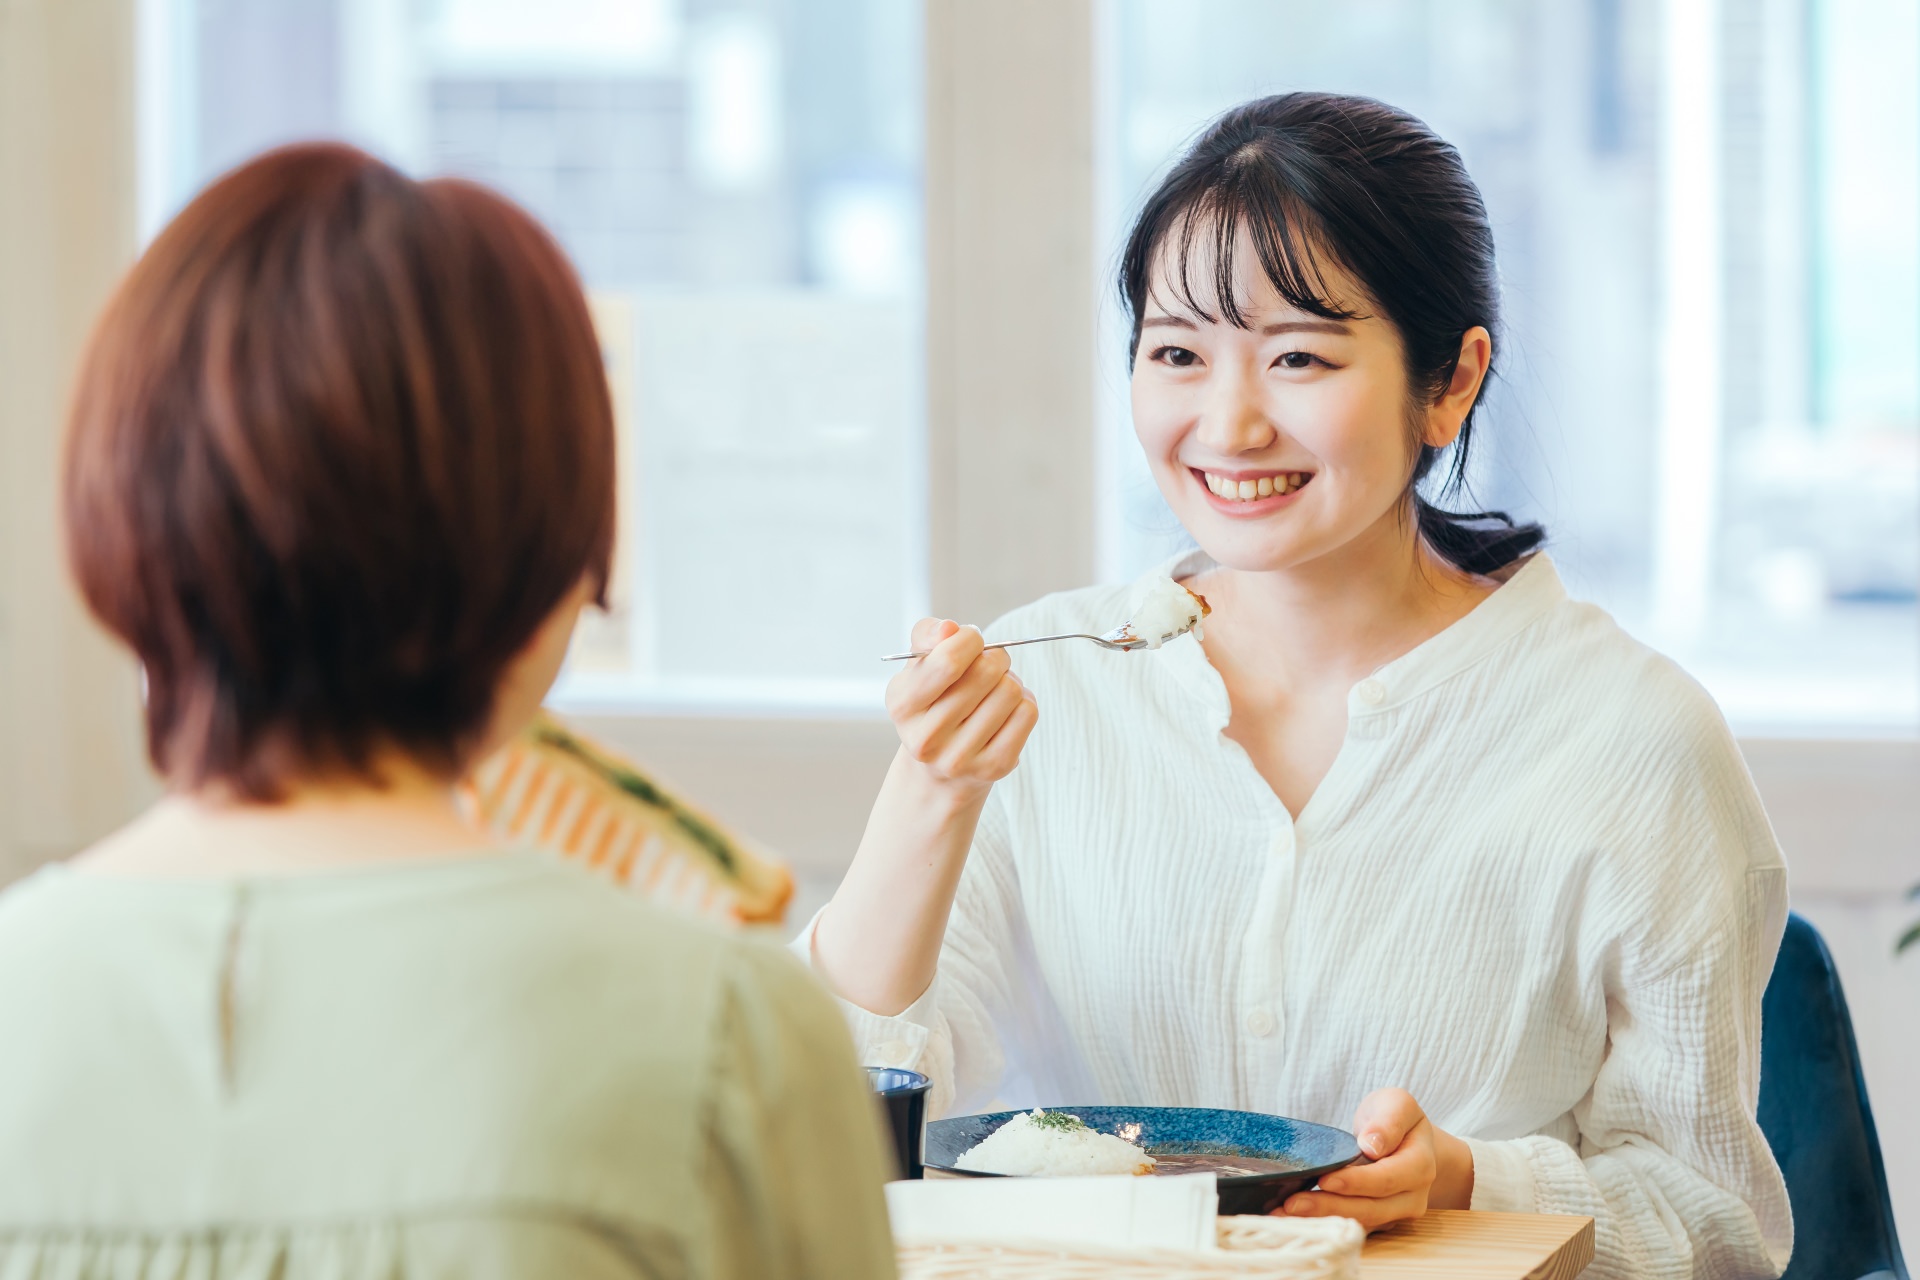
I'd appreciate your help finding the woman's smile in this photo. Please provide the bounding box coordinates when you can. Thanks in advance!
[1190,466,1315,515]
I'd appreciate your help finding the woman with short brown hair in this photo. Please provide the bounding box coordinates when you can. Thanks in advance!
[0,142,896,1280]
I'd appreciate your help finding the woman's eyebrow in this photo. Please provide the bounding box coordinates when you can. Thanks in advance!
[1260,319,1353,336]
[1140,315,1353,335]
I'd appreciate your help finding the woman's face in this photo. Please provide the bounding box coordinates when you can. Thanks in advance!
[1130,236,1425,575]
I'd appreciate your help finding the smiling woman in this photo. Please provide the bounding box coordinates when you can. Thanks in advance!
[802,91,1794,1280]
[1119,94,1542,579]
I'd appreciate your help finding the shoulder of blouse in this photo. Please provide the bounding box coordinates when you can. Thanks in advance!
[1515,597,1786,976]
[1529,592,1749,775]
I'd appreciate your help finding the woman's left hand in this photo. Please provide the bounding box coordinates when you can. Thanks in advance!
[1278,1088,1475,1230]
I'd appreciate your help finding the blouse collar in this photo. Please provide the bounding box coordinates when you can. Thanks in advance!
[1139,549,1569,726]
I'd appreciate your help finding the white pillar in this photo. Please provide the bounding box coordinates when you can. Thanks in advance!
[0,0,160,886]
[134,0,191,242]
[924,0,1098,623]
[1651,0,1725,645]
[338,0,427,173]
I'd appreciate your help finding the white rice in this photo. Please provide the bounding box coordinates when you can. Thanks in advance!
[954,1110,1157,1177]
[1121,575,1210,648]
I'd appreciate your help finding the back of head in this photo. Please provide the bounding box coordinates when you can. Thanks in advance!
[65,143,615,799]
[1119,92,1544,574]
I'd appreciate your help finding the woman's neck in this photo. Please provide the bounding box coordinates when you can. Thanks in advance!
[1192,506,1495,691]
[73,754,500,879]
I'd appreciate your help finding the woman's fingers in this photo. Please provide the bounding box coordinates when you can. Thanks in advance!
[1279,1188,1426,1232]
[912,647,1011,753]
[936,674,1029,773]
[912,616,958,650]
[979,688,1039,774]
[887,623,983,721]
[883,618,1037,785]
[1351,1087,1425,1161]
[1287,1089,1444,1228]
[889,633,1015,767]
[1316,1138,1435,1198]
[915,625,988,709]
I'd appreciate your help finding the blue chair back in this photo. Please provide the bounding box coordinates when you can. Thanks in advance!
[1759,913,1909,1280]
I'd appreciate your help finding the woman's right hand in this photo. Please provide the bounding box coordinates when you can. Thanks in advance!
[811,619,1037,1017]
[886,619,1038,800]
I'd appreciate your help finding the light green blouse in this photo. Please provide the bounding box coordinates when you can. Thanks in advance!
[0,850,898,1279]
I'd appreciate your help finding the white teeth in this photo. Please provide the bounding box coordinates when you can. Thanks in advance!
[1201,470,1311,501]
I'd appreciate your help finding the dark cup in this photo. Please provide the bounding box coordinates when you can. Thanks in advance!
[865,1067,931,1180]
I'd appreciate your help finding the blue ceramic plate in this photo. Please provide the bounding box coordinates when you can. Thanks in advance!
[925,1106,1361,1216]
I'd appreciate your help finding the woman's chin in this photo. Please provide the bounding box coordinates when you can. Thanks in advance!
[1178,518,1323,575]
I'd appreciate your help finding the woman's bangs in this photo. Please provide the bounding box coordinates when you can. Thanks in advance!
[1160,180,1362,328]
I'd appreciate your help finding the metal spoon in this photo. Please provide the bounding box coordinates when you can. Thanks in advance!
[881,626,1148,662]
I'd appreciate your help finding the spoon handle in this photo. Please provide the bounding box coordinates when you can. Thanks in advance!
[879,633,1109,662]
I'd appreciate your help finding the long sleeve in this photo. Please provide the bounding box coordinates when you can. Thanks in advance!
[790,794,1030,1120]
[698,942,898,1280]
[1464,701,1794,1280]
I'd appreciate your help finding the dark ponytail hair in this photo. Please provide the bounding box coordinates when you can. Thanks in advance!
[1119,92,1544,575]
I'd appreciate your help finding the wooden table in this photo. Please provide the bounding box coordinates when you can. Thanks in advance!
[1361,1211,1593,1279]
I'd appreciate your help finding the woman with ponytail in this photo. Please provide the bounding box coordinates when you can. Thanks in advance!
[805,94,1792,1277]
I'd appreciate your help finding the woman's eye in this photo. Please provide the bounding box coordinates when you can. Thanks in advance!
[1276,350,1320,370]
[1152,345,1199,368]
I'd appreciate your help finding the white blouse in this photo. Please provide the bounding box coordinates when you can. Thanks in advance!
[799,552,1793,1279]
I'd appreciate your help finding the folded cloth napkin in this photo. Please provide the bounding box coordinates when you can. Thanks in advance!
[461,710,794,925]
[887,1174,1220,1252]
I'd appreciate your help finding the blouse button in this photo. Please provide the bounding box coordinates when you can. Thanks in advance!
[1244,1009,1277,1038]
[1355,678,1386,706]
[875,1039,912,1064]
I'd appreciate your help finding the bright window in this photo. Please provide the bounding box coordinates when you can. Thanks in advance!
[140,0,925,713]
[1099,0,1918,733]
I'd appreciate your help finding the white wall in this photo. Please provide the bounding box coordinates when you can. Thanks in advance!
[1794,895,1920,1250]
[1748,739,1920,1246]
[0,0,160,887]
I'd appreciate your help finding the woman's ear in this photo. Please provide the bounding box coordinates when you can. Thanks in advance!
[1422,325,1492,449]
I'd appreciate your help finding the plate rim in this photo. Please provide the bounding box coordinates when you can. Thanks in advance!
[923,1104,1363,1186]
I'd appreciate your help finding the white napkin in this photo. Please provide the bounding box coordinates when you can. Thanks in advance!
[885,1174,1220,1253]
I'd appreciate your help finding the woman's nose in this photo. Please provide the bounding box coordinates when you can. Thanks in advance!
[1193,361,1275,455]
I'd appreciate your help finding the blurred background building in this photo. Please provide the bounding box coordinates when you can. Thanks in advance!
[135,0,1916,733]
[1098,0,1917,734]
[146,0,927,709]
[2,0,1915,1237]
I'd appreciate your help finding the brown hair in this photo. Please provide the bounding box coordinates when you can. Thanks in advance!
[64,142,615,799]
